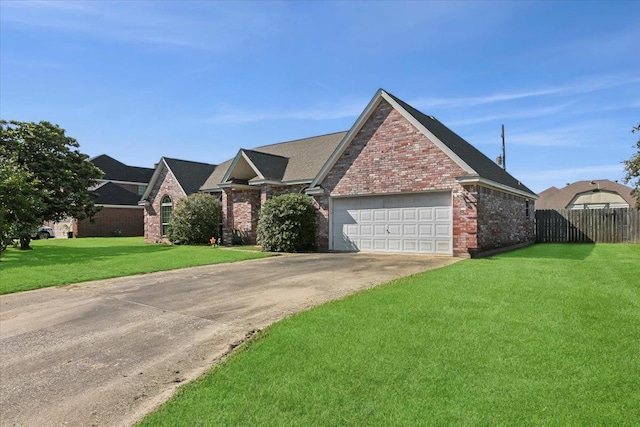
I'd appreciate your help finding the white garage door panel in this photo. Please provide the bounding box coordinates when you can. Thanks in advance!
[331,193,452,255]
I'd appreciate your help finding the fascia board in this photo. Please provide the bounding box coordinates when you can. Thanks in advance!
[220,152,243,183]
[282,179,313,185]
[249,179,283,186]
[310,89,386,188]
[90,181,108,191]
[304,186,324,195]
[162,158,187,196]
[217,183,259,191]
[96,204,144,209]
[380,92,476,175]
[220,150,264,183]
[139,159,166,201]
[241,151,265,180]
[101,179,148,186]
[456,176,538,199]
[249,179,311,186]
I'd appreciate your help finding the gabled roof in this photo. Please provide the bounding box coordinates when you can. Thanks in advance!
[243,150,289,181]
[93,182,141,206]
[91,154,154,184]
[164,158,218,195]
[311,89,536,198]
[140,157,217,202]
[536,180,636,209]
[200,132,346,191]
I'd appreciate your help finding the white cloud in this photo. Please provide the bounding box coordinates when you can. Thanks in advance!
[447,102,575,127]
[0,1,281,51]
[410,75,640,110]
[207,99,368,125]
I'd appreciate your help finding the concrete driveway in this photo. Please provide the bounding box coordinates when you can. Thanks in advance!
[0,252,458,427]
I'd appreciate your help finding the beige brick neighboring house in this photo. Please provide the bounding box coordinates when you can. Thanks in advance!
[143,89,538,257]
[536,180,636,210]
[139,158,217,242]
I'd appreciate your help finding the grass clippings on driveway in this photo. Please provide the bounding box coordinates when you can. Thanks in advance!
[139,244,640,427]
[0,237,270,295]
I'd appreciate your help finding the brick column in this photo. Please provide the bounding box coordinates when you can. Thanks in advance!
[222,189,234,245]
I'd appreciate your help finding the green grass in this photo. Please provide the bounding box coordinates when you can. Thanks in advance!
[138,244,640,426]
[0,237,270,294]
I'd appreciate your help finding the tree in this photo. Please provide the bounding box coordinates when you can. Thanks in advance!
[166,193,222,244]
[0,154,44,258]
[623,122,640,208]
[257,193,316,252]
[0,120,104,249]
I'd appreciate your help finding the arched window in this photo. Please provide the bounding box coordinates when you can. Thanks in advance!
[161,195,172,236]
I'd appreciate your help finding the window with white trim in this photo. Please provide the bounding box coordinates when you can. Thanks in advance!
[161,195,172,236]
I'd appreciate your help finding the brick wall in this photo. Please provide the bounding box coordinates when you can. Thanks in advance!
[76,207,144,237]
[317,99,478,256]
[222,189,261,244]
[144,166,186,243]
[475,186,535,253]
[223,184,308,245]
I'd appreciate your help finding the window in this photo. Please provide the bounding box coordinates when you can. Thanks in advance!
[525,200,530,219]
[138,185,147,196]
[161,196,172,236]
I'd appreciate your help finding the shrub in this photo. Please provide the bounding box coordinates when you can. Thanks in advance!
[257,193,316,252]
[167,193,221,244]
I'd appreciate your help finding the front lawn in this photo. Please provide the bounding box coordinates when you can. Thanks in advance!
[0,237,270,295]
[139,244,640,426]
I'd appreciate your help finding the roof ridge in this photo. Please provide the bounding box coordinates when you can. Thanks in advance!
[252,130,348,150]
[242,148,289,160]
[164,157,217,168]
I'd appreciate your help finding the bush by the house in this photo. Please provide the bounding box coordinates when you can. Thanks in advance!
[167,193,221,244]
[257,193,316,252]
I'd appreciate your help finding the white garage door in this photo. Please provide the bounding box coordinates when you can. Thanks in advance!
[331,192,452,255]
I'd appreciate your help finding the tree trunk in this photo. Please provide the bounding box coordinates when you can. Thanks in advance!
[19,236,32,250]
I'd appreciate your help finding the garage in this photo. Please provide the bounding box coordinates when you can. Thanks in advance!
[330,192,453,254]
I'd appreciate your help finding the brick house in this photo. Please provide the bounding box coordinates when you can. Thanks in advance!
[62,155,154,237]
[140,157,217,242]
[144,89,537,257]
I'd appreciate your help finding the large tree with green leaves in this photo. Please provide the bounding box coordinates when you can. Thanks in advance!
[0,154,44,258]
[623,123,640,208]
[0,120,103,249]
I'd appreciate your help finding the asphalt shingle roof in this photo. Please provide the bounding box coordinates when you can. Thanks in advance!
[242,150,289,181]
[536,179,636,209]
[164,158,218,195]
[200,132,347,191]
[93,182,141,206]
[385,91,536,196]
[91,154,154,183]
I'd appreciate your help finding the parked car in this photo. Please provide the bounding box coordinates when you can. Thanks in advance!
[32,226,55,239]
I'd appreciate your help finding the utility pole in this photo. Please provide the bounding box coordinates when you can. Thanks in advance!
[501,124,506,171]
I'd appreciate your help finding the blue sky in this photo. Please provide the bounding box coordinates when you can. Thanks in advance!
[1,0,638,193]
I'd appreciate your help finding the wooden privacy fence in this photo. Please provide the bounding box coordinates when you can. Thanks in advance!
[536,208,640,244]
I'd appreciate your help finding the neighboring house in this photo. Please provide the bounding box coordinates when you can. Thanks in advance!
[139,158,218,242]
[68,155,154,237]
[536,179,637,210]
[143,89,537,257]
